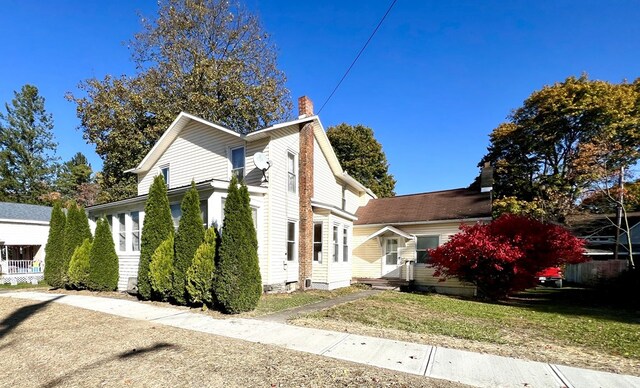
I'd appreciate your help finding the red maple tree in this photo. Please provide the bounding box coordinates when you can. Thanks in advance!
[430,214,586,299]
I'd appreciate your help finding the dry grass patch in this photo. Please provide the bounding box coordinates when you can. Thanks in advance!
[0,298,470,387]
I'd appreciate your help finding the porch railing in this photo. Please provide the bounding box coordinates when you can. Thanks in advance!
[2,260,44,274]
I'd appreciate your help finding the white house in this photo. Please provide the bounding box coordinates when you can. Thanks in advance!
[0,202,51,285]
[87,97,376,292]
[87,96,493,294]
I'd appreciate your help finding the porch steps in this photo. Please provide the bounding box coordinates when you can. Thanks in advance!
[352,277,412,290]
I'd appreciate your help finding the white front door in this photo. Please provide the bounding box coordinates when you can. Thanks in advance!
[286,220,299,283]
[382,238,401,278]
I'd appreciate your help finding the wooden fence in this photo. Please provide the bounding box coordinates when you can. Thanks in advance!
[564,259,629,285]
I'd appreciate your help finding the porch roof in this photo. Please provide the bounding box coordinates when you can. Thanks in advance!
[365,225,414,242]
[0,202,51,223]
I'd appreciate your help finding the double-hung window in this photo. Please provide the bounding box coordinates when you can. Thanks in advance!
[332,225,339,262]
[288,152,296,193]
[117,213,126,251]
[342,226,349,262]
[131,211,141,251]
[416,236,439,264]
[313,223,322,262]
[231,146,245,179]
[287,221,296,261]
[170,203,181,231]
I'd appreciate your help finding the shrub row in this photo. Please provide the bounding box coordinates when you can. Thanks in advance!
[142,176,261,313]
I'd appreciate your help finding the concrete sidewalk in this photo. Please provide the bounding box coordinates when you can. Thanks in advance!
[1,291,638,388]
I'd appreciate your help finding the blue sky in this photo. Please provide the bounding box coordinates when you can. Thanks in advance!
[1,1,639,195]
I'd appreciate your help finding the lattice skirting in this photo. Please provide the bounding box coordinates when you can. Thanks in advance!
[0,273,44,285]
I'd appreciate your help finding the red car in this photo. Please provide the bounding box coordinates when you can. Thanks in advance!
[536,267,563,288]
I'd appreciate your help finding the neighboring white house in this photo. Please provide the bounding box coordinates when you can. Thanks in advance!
[87,97,376,292]
[0,202,51,285]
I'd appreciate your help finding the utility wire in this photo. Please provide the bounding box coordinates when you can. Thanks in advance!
[317,0,398,114]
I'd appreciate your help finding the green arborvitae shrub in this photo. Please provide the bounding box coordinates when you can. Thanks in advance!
[68,238,92,289]
[44,201,66,288]
[88,218,119,291]
[215,176,262,314]
[172,181,205,305]
[186,227,217,306]
[149,234,174,301]
[63,202,92,285]
[138,175,173,300]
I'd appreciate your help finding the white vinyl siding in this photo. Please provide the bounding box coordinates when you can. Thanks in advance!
[313,139,343,208]
[137,121,244,195]
[265,126,299,284]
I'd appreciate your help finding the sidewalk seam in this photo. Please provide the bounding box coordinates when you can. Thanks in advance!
[424,346,437,377]
[319,333,351,355]
[422,346,436,377]
[549,364,575,388]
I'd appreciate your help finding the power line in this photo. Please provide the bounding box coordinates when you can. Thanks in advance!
[317,0,398,114]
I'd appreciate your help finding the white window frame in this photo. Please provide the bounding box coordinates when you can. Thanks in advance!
[342,226,349,262]
[159,164,170,188]
[287,151,297,193]
[332,224,339,263]
[313,222,323,263]
[287,220,297,262]
[117,213,126,252]
[130,211,141,252]
[229,146,245,179]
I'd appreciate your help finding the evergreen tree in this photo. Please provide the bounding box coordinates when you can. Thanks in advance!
[172,181,205,305]
[62,202,92,283]
[44,201,66,288]
[56,152,94,203]
[88,218,119,291]
[67,238,92,289]
[0,84,58,204]
[149,234,175,301]
[215,176,262,313]
[138,175,173,300]
[186,227,217,306]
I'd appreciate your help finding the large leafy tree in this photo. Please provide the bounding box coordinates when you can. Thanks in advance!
[138,175,174,300]
[0,84,58,204]
[215,176,262,313]
[481,75,640,222]
[430,214,586,299]
[68,0,292,201]
[326,123,395,198]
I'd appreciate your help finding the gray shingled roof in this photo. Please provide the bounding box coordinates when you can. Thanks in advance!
[0,202,52,222]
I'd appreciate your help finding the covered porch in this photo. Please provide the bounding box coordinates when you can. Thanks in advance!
[0,244,45,285]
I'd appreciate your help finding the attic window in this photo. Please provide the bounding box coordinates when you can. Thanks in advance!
[160,166,170,187]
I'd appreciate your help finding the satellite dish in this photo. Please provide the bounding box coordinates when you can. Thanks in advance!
[254,152,271,170]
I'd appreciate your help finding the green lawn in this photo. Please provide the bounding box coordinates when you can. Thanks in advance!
[303,288,640,360]
[0,280,49,290]
[248,285,365,316]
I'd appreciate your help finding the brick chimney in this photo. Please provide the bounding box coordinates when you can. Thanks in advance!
[298,96,314,289]
[298,96,314,118]
[480,162,494,193]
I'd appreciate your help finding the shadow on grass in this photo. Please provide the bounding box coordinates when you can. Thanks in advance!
[43,342,178,388]
[0,295,65,339]
[501,286,640,324]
